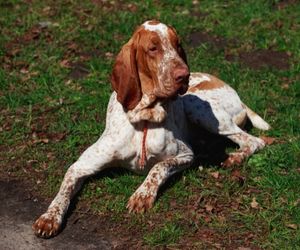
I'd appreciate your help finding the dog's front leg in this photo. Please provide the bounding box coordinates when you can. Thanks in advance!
[127,94,167,123]
[32,136,117,238]
[127,146,193,213]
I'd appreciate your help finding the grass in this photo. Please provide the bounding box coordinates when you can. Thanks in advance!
[1,0,299,248]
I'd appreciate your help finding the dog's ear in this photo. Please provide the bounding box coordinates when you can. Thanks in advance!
[111,37,142,110]
[177,42,188,66]
[168,25,188,66]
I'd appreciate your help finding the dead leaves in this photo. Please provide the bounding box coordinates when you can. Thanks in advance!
[210,171,220,179]
[250,197,260,209]
[286,223,298,230]
[204,203,214,213]
[260,136,276,145]
[30,131,67,145]
[231,169,246,184]
[3,24,53,72]
[91,0,138,12]
[60,59,72,68]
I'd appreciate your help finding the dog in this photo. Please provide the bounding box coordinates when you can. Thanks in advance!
[32,20,270,238]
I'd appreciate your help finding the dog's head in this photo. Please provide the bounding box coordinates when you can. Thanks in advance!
[111,20,189,110]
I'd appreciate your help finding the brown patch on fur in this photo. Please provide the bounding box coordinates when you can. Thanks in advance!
[233,110,247,128]
[136,29,162,96]
[127,193,155,213]
[188,77,225,92]
[168,27,188,64]
[222,147,251,167]
[111,21,189,109]
[111,37,142,110]
[32,215,60,238]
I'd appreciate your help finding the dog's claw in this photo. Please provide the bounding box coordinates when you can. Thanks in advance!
[32,213,61,238]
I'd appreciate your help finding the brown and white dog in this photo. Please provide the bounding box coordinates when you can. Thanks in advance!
[32,20,270,238]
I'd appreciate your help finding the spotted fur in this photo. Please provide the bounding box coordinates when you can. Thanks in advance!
[32,21,270,238]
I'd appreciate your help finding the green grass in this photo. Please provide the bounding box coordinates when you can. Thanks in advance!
[1,0,300,248]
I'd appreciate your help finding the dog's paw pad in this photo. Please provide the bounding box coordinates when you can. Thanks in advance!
[32,214,61,238]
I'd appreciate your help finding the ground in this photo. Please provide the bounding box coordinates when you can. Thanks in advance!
[1,0,300,249]
[0,180,111,249]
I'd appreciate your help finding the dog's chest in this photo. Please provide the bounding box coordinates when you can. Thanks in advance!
[145,126,178,158]
[132,112,187,172]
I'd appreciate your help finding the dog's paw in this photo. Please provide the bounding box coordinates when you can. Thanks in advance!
[127,192,156,213]
[256,137,266,149]
[32,213,61,238]
[127,107,166,123]
[222,152,245,168]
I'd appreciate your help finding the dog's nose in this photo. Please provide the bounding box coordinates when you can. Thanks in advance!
[174,67,189,84]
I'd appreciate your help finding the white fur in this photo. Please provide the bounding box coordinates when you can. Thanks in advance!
[189,73,211,86]
[143,21,168,35]
[32,22,270,238]
[244,104,271,130]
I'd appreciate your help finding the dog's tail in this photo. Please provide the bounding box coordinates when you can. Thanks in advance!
[243,104,271,131]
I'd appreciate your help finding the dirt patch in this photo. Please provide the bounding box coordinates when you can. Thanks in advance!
[190,11,209,19]
[0,179,111,250]
[188,31,237,50]
[226,49,290,70]
[274,0,298,10]
[188,31,226,49]
[68,62,90,80]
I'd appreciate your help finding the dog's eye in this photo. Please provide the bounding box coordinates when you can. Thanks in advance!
[149,46,158,52]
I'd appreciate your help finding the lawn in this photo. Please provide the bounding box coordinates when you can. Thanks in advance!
[0,0,299,248]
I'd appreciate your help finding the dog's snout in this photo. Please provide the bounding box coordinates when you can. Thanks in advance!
[174,67,190,84]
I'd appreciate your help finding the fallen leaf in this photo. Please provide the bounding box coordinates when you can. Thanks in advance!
[204,216,211,223]
[217,215,226,223]
[293,199,300,206]
[7,47,21,56]
[33,138,49,144]
[38,21,53,28]
[250,197,259,209]
[198,166,204,171]
[287,224,298,230]
[43,6,51,13]
[260,136,276,145]
[67,42,79,52]
[105,52,114,59]
[231,202,239,210]
[215,182,223,188]
[231,169,246,183]
[211,171,220,179]
[205,203,214,212]
[281,83,289,89]
[60,59,72,68]
[127,3,138,12]
[20,67,29,74]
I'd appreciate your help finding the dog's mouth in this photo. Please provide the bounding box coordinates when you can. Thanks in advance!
[153,78,189,99]
[177,82,188,95]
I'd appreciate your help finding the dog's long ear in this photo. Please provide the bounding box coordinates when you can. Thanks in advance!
[178,42,188,66]
[168,25,188,66]
[111,37,142,110]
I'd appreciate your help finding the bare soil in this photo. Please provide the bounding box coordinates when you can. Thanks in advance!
[188,31,290,70]
[188,31,231,50]
[0,179,112,250]
[226,49,291,70]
